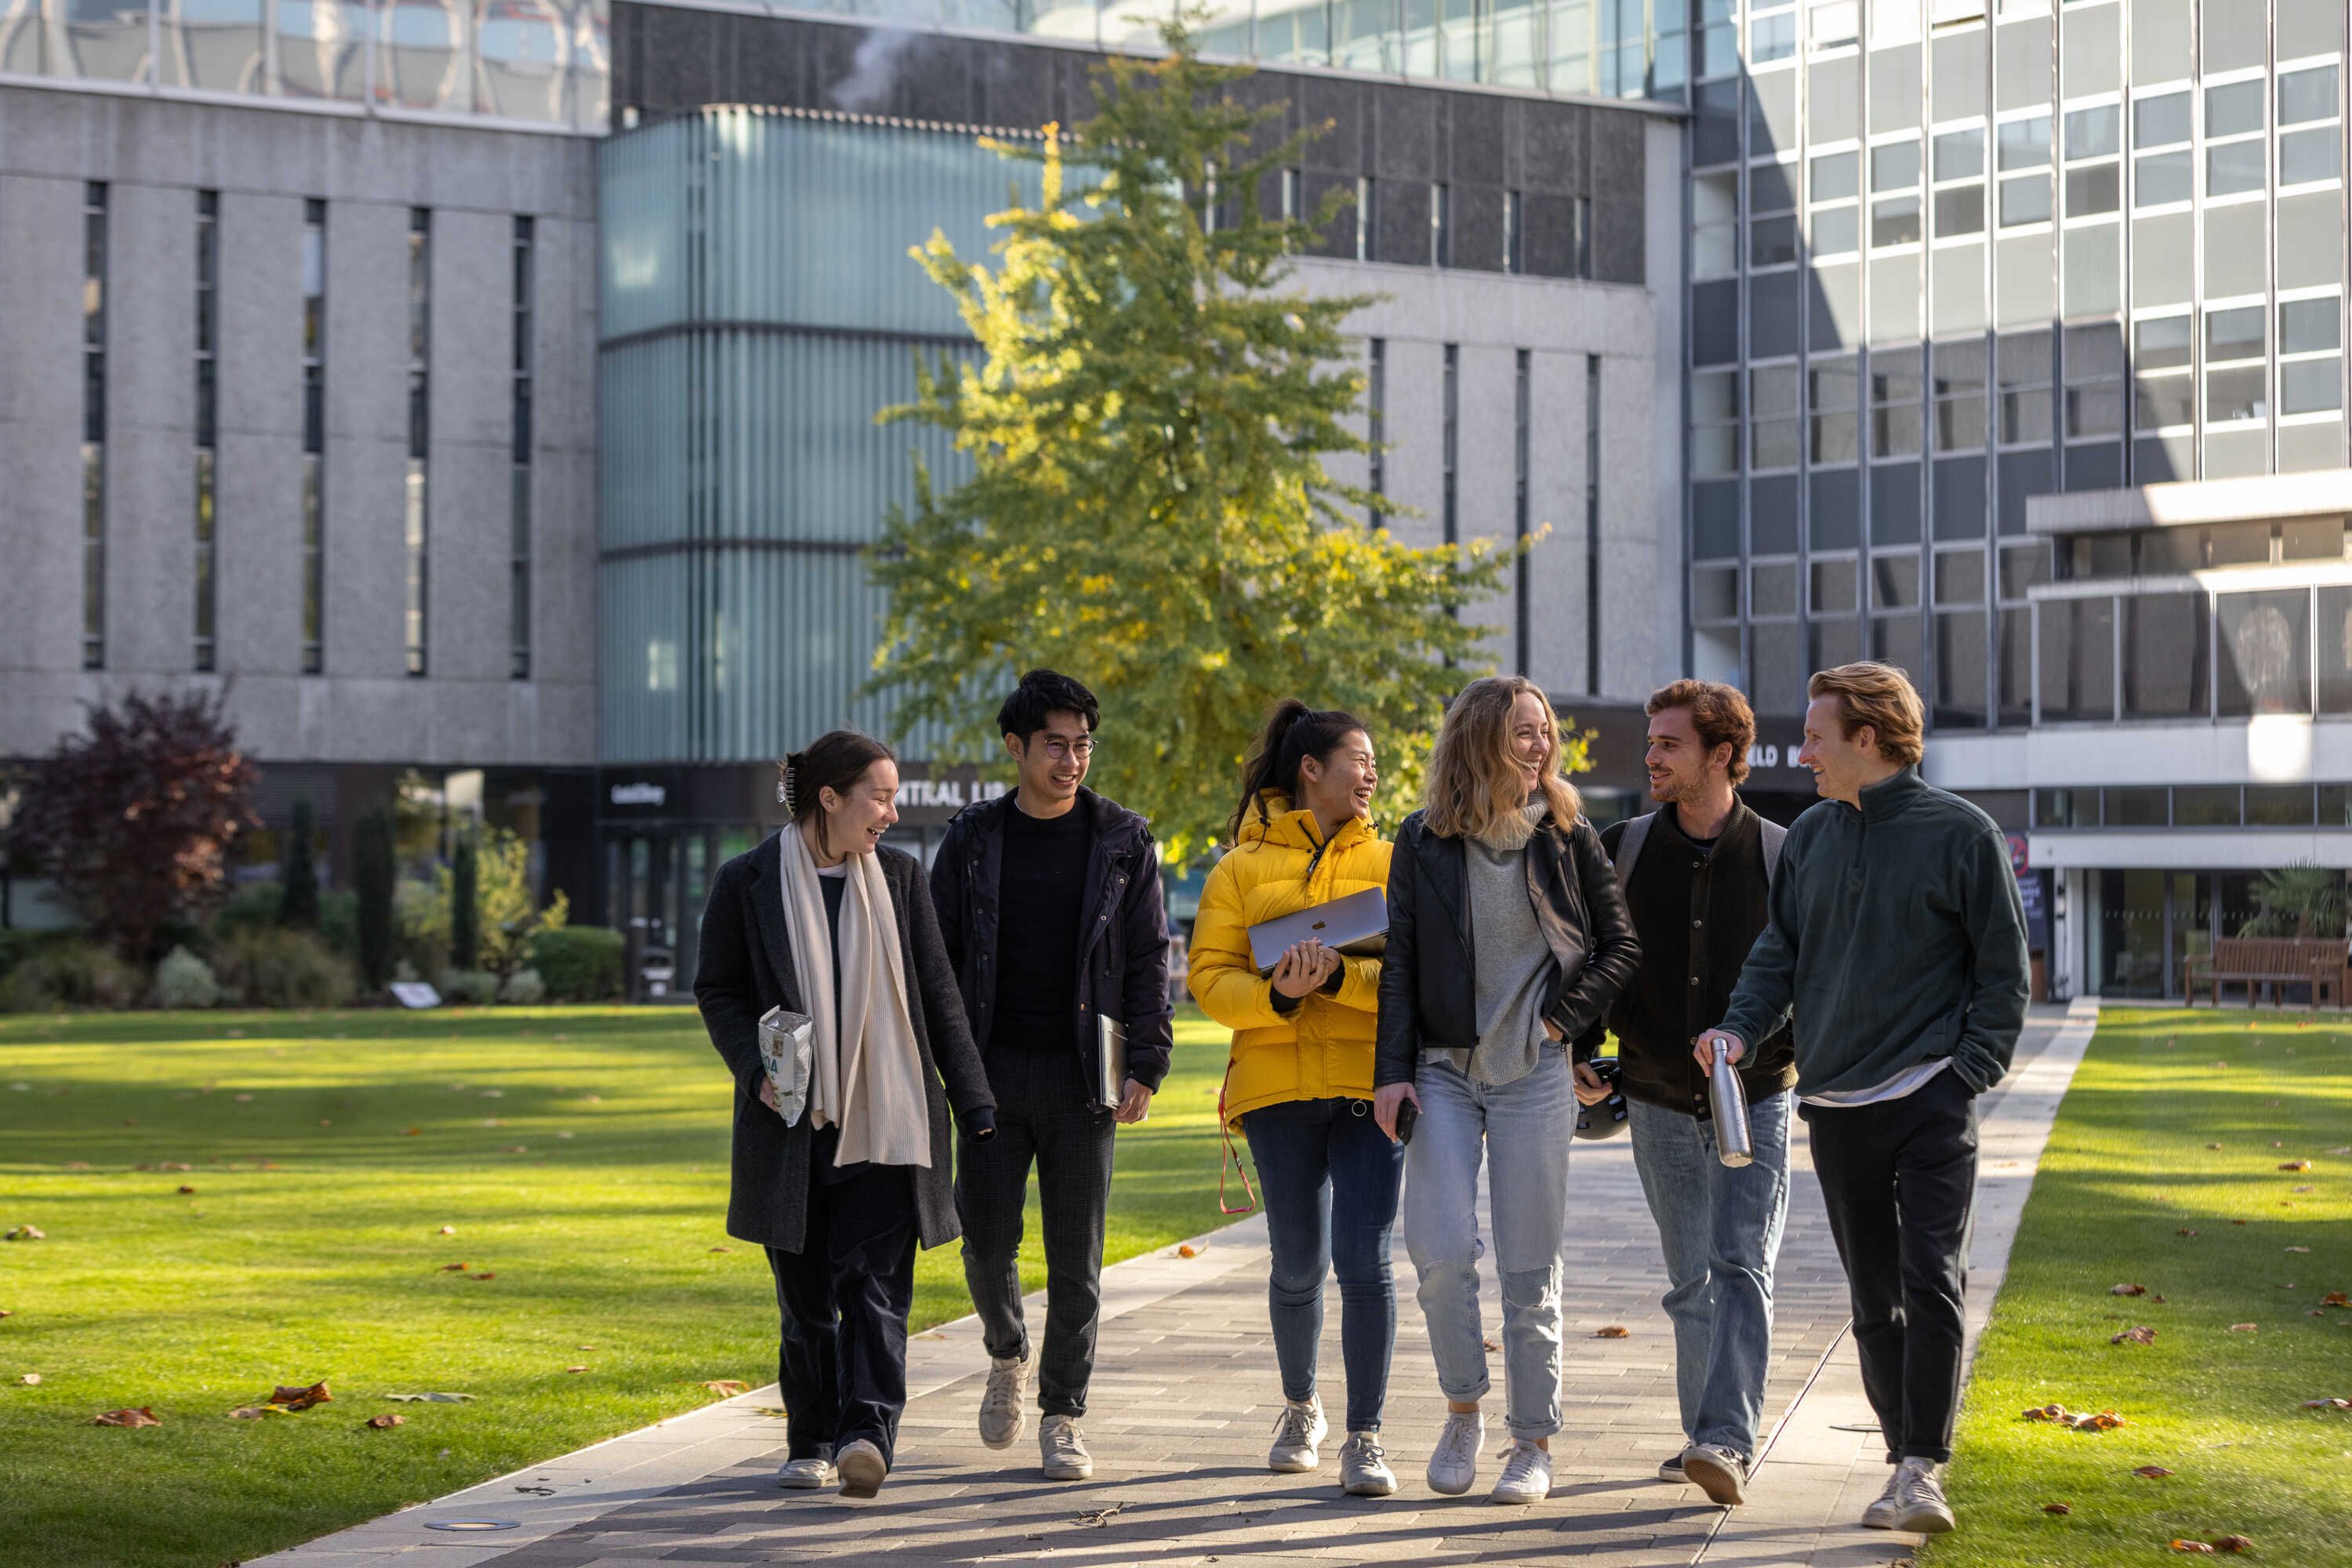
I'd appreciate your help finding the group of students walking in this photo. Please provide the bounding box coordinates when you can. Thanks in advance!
[692,659,2030,1539]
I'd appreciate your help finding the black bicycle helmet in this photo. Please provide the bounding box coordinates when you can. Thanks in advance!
[1573,1056,1630,1140]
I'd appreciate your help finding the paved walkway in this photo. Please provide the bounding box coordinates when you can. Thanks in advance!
[255,1002,2096,1568]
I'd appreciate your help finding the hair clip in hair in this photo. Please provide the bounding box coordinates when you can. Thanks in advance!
[776,779,789,807]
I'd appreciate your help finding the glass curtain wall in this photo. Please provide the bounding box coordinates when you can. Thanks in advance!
[1688,0,2350,732]
[0,0,608,129]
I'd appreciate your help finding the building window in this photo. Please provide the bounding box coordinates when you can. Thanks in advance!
[1441,343,1459,546]
[2217,588,2312,717]
[2061,100,2122,218]
[1281,166,1302,223]
[1514,348,1531,673]
[1694,171,1738,278]
[1809,356,1860,463]
[511,215,535,680]
[1356,176,1376,261]
[82,181,107,670]
[2205,74,2268,198]
[2132,311,2195,434]
[1871,347,1925,458]
[1693,367,1740,478]
[1585,354,1602,695]
[1430,180,1450,266]
[1996,328,2053,445]
[301,198,325,675]
[1750,0,1798,64]
[1367,337,1386,524]
[1809,147,1861,257]
[2204,301,2268,426]
[194,190,218,673]
[1932,338,1987,453]
[405,208,430,677]
[2132,88,2193,209]
[1930,124,1986,239]
[1573,194,1592,278]
[1751,363,1801,470]
[2063,320,2124,440]
[1869,138,1923,247]
[1995,111,2053,227]
[2278,64,2343,187]
[1503,188,1523,274]
[1751,159,1798,267]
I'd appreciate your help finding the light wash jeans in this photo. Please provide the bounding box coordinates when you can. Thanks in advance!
[1400,1045,1574,1439]
[1627,1090,1792,1461]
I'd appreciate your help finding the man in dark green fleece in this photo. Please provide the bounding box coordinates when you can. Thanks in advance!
[1697,662,2027,1539]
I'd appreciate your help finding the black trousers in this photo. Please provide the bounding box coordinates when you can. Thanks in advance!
[956,1045,1117,1417]
[765,1161,918,1466]
[1801,1067,1980,1465]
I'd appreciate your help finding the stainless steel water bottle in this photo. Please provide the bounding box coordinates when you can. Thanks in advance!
[1710,1040,1753,1168]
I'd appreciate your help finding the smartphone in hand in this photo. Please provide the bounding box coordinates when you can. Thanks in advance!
[1392,1098,1419,1146]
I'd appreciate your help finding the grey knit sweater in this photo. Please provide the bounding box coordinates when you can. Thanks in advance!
[1426,805,1561,1087]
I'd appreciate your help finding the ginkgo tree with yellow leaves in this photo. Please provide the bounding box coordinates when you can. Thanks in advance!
[868,11,1548,868]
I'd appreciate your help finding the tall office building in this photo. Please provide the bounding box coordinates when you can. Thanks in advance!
[1682,0,2351,1000]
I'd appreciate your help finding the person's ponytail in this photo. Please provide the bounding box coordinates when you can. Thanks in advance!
[1226,699,1368,843]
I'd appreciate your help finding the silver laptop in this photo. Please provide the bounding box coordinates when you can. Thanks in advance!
[1247,887,1388,974]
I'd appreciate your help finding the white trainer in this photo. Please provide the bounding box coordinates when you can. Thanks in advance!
[1338,1431,1397,1497]
[835,1438,887,1499]
[775,1446,834,1490]
[1267,1396,1328,1472]
[1657,1453,1688,1483]
[1488,1438,1552,1504]
[1892,1457,1956,1533]
[1040,1413,1093,1481]
[978,1354,1029,1450]
[1860,1465,1905,1529]
[1425,1410,1486,1496]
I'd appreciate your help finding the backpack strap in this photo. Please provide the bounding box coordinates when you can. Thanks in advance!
[1610,811,1657,891]
[1760,818,1787,887]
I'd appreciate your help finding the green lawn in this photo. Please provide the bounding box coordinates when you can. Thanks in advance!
[1933,1008,2352,1566]
[0,1004,1241,1568]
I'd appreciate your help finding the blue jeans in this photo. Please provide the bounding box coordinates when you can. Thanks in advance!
[1628,1090,1792,1461]
[1401,1047,1575,1439]
[1242,1097,1406,1433]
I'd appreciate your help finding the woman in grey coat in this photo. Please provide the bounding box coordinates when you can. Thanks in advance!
[695,729,996,1500]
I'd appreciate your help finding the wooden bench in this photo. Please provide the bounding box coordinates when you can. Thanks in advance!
[2185,936,2347,1007]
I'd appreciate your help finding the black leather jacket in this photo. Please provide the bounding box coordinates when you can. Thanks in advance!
[1374,808,1642,1088]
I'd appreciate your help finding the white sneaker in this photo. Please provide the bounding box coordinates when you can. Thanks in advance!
[1657,1453,1688,1483]
[835,1437,887,1498]
[1488,1438,1552,1504]
[1860,1465,1904,1529]
[978,1354,1029,1450]
[1338,1431,1396,1497]
[1680,1443,1748,1506]
[1425,1410,1486,1496]
[1268,1396,1328,1472]
[1892,1457,1955,1534]
[1040,1413,1093,1481]
[776,1446,834,1490]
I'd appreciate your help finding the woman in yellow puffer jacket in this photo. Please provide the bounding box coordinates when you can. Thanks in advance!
[1190,700,1399,1498]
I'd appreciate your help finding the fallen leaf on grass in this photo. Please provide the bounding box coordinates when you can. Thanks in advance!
[471,1272,495,1281]
[0,1309,12,1318]
[401,1128,422,1137]
[564,1366,587,1374]
[2213,1537,2252,1554]
[2173,1541,2216,1554]
[365,1414,404,1429]
[2207,1142,2223,1149]
[707,1246,731,1254]
[2042,1501,2072,1514]
[268,1382,331,1411]
[2023,1405,2129,1430]
[2229,1323,2258,1333]
[2111,1283,2149,1296]
[2280,1160,2313,1171]
[176,1185,196,1196]
[2293,1185,2316,1192]
[702,1380,750,1397]
[383,1392,474,1403]
[2322,1294,2349,1308]
[2134,1465,2176,1479]
[2303,1397,2351,1410]
[500,1145,527,1155]
[2287,1246,2312,1254]
[93,1407,160,1427]
[5,1226,45,1241]
[438,1226,455,1236]
[2112,1327,2158,1345]
[1593,1325,1632,1338]
[17,1374,39,1385]
[2179,1229,2200,1237]
[439,1262,471,1272]
[226,1406,270,1418]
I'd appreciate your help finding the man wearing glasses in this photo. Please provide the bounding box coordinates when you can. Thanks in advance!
[931,669,1174,1483]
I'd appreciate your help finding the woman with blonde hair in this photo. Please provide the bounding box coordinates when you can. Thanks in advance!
[1190,700,1401,1497]
[1373,676,1640,1504]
